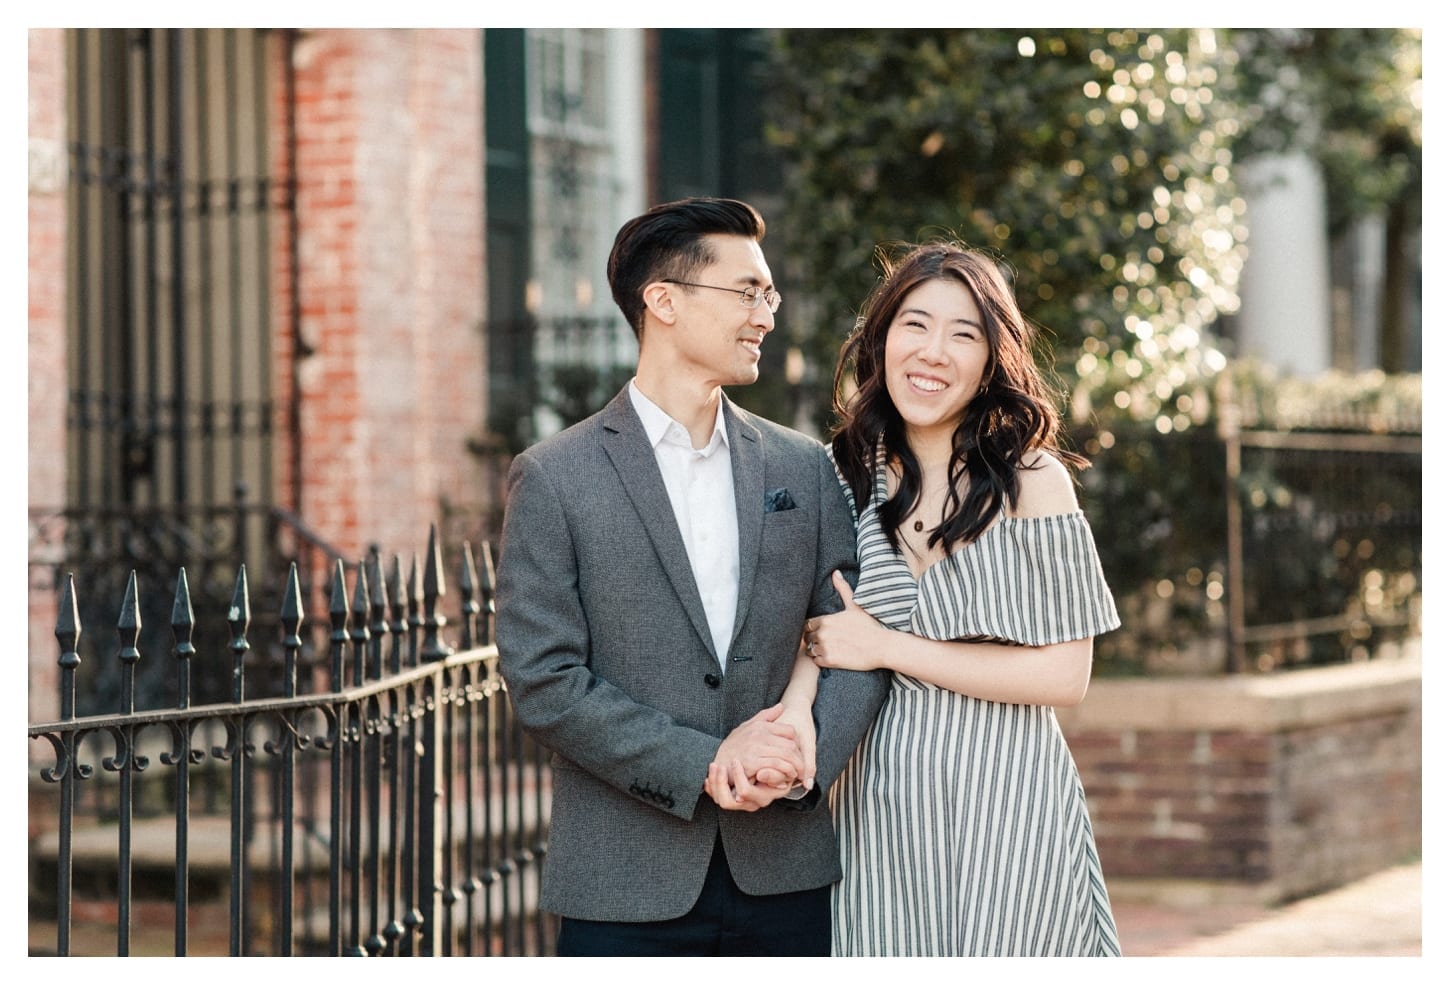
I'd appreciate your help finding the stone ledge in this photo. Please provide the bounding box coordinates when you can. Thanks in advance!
[1057,646,1421,733]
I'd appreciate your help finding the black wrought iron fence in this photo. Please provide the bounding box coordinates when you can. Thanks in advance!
[1078,397,1421,676]
[28,485,340,719]
[1223,420,1422,672]
[28,526,554,956]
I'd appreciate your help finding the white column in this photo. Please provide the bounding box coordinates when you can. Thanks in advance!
[608,29,647,225]
[1236,151,1333,376]
[606,29,648,369]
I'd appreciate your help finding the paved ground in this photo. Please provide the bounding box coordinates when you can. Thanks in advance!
[33,860,1425,959]
[1112,861,1423,957]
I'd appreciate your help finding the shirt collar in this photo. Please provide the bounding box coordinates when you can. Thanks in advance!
[628,378,731,453]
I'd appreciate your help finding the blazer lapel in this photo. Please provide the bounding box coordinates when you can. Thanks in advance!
[725,398,763,658]
[598,388,717,660]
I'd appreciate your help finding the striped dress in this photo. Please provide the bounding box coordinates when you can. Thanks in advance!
[829,460,1122,956]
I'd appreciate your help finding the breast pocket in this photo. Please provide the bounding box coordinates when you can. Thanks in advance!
[758,507,814,569]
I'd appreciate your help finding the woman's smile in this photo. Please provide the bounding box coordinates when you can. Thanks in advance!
[884,278,990,446]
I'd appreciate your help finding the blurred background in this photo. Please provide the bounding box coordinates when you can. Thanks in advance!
[25,27,1422,956]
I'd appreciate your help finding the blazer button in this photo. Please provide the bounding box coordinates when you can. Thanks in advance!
[704,673,721,689]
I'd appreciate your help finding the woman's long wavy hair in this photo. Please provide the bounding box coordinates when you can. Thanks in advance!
[830,242,1085,554]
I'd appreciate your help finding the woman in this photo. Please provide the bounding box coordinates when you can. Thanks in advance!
[788,242,1121,956]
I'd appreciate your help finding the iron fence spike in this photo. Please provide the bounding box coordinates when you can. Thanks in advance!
[329,558,350,622]
[459,541,477,597]
[55,571,81,654]
[227,564,251,632]
[352,558,371,616]
[281,561,304,630]
[424,524,446,600]
[171,567,195,636]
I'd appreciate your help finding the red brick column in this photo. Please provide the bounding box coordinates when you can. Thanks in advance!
[282,29,488,561]
[28,28,68,726]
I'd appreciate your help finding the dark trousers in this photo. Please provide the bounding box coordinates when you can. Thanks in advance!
[556,836,831,956]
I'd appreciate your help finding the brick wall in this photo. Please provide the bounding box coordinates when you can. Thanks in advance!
[28,29,494,726]
[283,28,490,560]
[28,28,67,724]
[1271,709,1421,893]
[1057,651,1422,902]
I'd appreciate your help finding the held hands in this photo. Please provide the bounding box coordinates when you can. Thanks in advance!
[705,703,810,812]
[803,571,891,673]
[706,571,884,811]
[767,699,817,793]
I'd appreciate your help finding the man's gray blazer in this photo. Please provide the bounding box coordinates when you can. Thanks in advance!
[496,387,888,923]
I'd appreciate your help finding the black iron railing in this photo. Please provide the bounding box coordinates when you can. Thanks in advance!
[29,486,348,717]
[1079,395,1422,676]
[28,526,553,956]
[1221,420,1422,672]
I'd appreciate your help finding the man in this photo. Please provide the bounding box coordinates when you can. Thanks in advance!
[495,197,888,956]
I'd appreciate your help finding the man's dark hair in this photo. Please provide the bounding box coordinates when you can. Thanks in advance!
[607,197,766,340]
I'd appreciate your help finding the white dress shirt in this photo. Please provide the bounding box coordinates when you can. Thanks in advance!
[628,380,740,670]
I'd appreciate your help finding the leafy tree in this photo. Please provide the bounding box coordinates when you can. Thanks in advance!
[760,29,1422,675]
[764,28,1246,433]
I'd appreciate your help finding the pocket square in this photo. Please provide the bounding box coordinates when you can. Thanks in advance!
[764,487,797,513]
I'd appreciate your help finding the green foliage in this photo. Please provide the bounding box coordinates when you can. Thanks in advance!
[1222,28,1422,236]
[764,28,1245,432]
[761,27,1422,427]
[544,363,636,429]
[755,27,1422,675]
[1213,362,1423,432]
[1076,423,1226,674]
[1076,365,1421,675]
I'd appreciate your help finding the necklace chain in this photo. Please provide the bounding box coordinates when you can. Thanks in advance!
[890,458,955,538]
[909,476,953,534]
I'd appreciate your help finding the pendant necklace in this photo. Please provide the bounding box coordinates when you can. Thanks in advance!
[914,478,944,533]
[913,472,954,534]
[899,458,951,537]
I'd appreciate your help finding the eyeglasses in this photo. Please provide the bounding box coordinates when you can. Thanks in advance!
[663,279,782,313]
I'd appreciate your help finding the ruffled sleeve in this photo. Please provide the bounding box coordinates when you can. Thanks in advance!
[910,511,1120,647]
